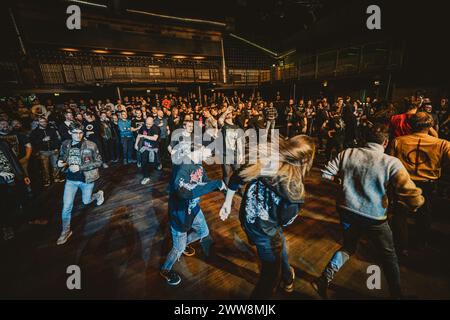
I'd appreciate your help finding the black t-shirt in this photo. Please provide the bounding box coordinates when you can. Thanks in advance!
[83,120,101,142]
[0,132,29,159]
[66,142,85,182]
[138,125,160,149]
[132,117,145,137]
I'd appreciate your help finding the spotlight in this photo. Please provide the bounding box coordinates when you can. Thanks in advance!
[54,93,60,96]
[172,55,187,59]
[374,80,381,86]
[120,51,135,55]
[61,48,79,52]
[323,81,328,87]
[153,54,166,57]
[193,56,206,60]
[92,49,110,54]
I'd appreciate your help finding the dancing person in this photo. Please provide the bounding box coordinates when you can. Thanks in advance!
[218,106,244,186]
[160,134,226,286]
[312,124,424,299]
[56,122,104,245]
[220,135,316,299]
[135,117,160,185]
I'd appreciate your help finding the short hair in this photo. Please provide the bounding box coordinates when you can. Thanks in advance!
[69,122,84,132]
[366,123,389,145]
[410,112,433,132]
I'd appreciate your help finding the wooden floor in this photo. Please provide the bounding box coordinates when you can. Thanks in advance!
[1,160,449,300]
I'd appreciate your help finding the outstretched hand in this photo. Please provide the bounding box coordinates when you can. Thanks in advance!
[219,202,231,221]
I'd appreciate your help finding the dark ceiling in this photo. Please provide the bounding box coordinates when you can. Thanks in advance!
[108,0,347,50]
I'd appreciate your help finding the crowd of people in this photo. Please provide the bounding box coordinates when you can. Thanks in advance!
[0,89,449,299]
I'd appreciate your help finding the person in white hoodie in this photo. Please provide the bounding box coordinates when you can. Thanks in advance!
[311,123,424,299]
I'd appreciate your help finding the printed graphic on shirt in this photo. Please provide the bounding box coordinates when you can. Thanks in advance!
[179,167,205,215]
[245,180,281,224]
[67,147,82,166]
[0,150,13,174]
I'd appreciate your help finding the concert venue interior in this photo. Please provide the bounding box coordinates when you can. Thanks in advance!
[0,0,449,301]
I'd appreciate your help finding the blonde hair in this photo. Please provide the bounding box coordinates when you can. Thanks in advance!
[240,135,316,201]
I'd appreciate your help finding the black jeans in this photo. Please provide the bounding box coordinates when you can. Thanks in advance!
[321,209,402,298]
[247,229,292,299]
[141,150,158,178]
[393,180,434,251]
[101,138,114,163]
[0,183,20,227]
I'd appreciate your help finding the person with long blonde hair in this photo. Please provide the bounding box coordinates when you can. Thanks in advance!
[219,134,315,299]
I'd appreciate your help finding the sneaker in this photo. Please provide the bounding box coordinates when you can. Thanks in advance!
[54,178,65,183]
[157,164,162,170]
[123,160,128,165]
[311,277,328,299]
[282,266,296,293]
[137,162,142,168]
[94,190,104,206]
[2,227,14,241]
[43,182,51,187]
[160,270,181,286]
[183,245,196,257]
[102,163,109,169]
[56,230,73,245]
[141,177,151,185]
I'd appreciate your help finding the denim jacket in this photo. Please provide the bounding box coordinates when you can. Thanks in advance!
[59,139,103,183]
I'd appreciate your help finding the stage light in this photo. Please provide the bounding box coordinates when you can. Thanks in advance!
[146,90,151,93]
[374,80,381,86]
[92,49,110,54]
[54,93,60,96]
[120,51,135,55]
[173,55,187,59]
[69,0,107,8]
[272,64,276,67]
[193,56,205,60]
[153,54,166,57]
[323,81,328,87]
[61,48,79,52]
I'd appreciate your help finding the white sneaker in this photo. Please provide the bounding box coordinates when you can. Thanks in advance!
[95,190,104,206]
[102,163,109,169]
[56,230,72,245]
[141,177,150,185]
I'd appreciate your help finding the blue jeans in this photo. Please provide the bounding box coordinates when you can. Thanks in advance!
[61,179,95,233]
[250,230,292,299]
[121,136,134,163]
[322,208,402,298]
[161,210,209,271]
